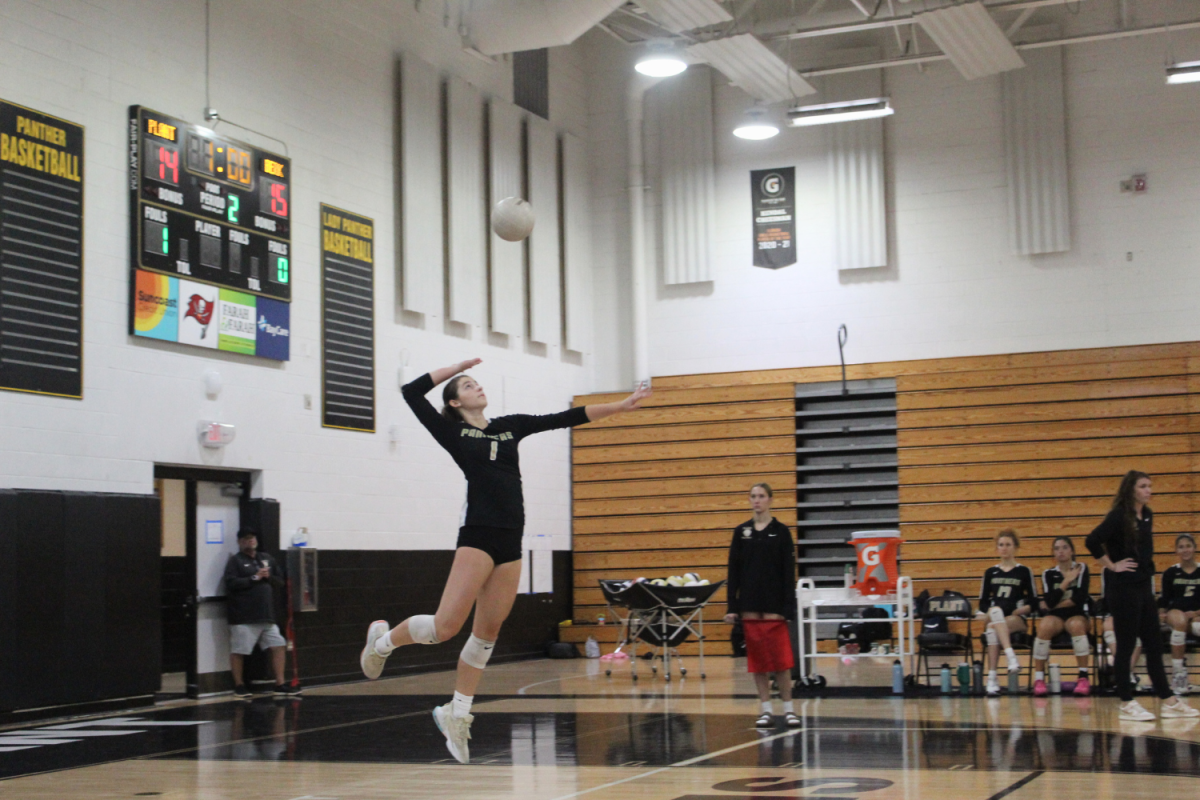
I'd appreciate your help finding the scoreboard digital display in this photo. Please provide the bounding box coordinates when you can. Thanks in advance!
[128,106,291,301]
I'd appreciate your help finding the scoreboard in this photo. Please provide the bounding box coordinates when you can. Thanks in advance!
[128,106,292,359]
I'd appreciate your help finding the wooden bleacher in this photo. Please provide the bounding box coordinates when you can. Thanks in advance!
[562,341,1200,654]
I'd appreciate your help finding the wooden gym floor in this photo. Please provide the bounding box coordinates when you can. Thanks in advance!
[1,656,1198,799]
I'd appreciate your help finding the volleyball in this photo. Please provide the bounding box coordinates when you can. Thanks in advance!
[491,196,535,242]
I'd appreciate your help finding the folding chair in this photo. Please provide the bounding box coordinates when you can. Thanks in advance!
[915,590,974,686]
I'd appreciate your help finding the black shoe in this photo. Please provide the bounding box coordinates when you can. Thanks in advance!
[274,683,302,697]
[233,684,252,699]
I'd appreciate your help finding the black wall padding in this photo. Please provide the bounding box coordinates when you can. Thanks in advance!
[0,490,160,712]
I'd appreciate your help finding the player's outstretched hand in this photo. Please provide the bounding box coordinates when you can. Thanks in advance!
[458,357,483,372]
[622,383,652,411]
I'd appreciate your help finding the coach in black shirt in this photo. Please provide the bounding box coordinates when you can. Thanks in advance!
[224,529,299,698]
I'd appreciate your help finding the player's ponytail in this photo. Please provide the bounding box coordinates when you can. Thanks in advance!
[442,375,468,422]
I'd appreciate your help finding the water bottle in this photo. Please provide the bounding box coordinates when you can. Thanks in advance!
[892,660,904,694]
[1008,668,1020,694]
[972,660,984,695]
[843,563,854,589]
[957,662,970,696]
[940,664,952,695]
[1049,663,1062,694]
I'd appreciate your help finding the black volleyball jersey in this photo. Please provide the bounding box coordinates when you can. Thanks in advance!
[402,373,590,528]
[1042,562,1091,611]
[979,564,1037,616]
[1160,564,1200,612]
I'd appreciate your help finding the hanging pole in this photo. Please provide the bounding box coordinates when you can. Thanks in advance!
[838,324,849,395]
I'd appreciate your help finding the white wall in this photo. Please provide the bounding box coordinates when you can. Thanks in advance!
[0,0,595,551]
[582,26,1200,386]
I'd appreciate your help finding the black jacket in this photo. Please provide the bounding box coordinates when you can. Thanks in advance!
[224,550,283,625]
[726,518,796,619]
[1085,507,1155,588]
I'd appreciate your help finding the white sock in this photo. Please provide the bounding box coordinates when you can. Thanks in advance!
[782,700,794,714]
[1174,658,1186,672]
[1078,667,1088,676]
[761,701,773,714]
[1035,671,1045,682]
[988,670,997,684]
[1005,647,1017,664]
[374,630,396,656]
[452,690,473,718]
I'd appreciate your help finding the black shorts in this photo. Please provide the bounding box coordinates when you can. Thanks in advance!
[457,525,523,565]
[1044,606,1089,622]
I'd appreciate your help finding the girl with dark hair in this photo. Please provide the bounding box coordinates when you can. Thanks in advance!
[725,482,799,728]
[360,358,651,762]
[976,529,1036,696]
[1085,471,1198,720]
[1032,536,1092,696]
[1160,533,1200,695]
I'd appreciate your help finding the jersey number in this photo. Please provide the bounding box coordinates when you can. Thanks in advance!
[1186,586,1196,598]
[997,586,1012,599]
[490,441,498,461]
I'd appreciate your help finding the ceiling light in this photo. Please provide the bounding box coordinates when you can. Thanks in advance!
[1167,61,1200,84]
[635,42,688,77]
[787,98,894,127]
[733,107,779,140]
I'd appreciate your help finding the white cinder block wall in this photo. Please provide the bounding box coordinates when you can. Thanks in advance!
[583,26,1200,385]
[0,1,595,551]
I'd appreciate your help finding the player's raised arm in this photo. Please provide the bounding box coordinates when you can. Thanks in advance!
[584,383,652,422]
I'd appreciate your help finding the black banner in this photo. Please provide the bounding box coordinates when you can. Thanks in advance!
[320,203,375,432]
[0,100,85,398]
[750,167,795,269]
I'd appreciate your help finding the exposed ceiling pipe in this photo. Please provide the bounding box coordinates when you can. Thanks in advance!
[800,15,1200,76]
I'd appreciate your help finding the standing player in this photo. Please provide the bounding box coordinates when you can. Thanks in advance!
[977,529,1036,696]
[1032,537,1092,696]
[1160,533,1200,695]
[360,359,650,762]
[1085,470,1197,721]
[724,483,799,729]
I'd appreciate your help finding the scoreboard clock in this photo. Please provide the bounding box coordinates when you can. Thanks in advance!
[128,106,292,360]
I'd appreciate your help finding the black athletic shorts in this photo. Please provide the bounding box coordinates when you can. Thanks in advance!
[457,525,523,565]
[1045,606,1089,622]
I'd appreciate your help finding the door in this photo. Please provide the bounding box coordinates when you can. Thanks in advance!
[194,481,242,696]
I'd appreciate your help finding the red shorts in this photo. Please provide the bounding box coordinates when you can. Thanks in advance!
[743,619,794,673]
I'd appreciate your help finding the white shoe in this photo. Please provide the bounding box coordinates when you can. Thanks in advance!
[755,712,773,728]
[1005,654,1020,674]
[1161,698,1200,718]
[986,679,1001,697]
[433,702,473,763]
[1172,671,1190,696]
[360,620,391,680]
[1118,700,1155,721]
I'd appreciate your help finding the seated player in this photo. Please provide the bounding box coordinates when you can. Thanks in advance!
[1160,533,1200,695]
[1033,536,1092,696]
[977,529,1037,696]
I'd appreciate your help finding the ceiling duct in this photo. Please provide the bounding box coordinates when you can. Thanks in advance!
[687,34,816,103]
[632,0,733,33]
[464,0,625,56]
[916,1,1025,80]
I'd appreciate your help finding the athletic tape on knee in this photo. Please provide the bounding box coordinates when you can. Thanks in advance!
[987,606,1006,625]
[1033,637,1051,661]
[1104,630,1117,647]
[460,634,496,670]
[409,614,440,645]
[1172,629,1187,647]
[1071,635,1091,658]
[986,627,998,646]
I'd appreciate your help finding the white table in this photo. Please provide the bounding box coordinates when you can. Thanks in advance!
[795,576,916,684]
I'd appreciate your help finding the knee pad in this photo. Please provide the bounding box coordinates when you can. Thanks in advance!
[409,614,440,645]
[1191,621,1200,638]
[1172,629,1187,647]
[988,607,1006,625]
[460,634,496,670]
[1104,630,1117,647]
[1071,635,1090,658]
[1033,637,1051,661]
[986,627,998,646]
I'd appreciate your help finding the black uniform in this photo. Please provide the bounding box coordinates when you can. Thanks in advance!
[726,518,796,619]
[978,564,1036,617]
[1160,564,1200,613]
[224,550,283,626]
[1085,505,1171,702]
[1041,562,1091,620]
[402,372,590,564]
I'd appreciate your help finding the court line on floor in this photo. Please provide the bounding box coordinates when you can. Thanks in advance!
[985,770,1043,800]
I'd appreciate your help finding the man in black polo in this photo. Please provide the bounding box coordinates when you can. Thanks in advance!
[224,529,300,698]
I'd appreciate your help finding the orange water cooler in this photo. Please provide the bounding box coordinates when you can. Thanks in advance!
[851,530,901,595]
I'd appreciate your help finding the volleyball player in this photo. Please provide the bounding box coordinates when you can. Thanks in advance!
[360,359,651,762]
[1160,533,1200,695]
[1032,536,1091,696]
[977,529,1036,696]
[1085,471,1197,721]
[724,483,799,729]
